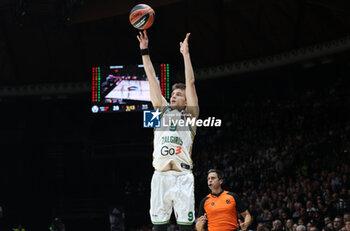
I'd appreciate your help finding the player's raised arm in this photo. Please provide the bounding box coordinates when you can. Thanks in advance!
[137,30,167,109]
[180,33,199,118]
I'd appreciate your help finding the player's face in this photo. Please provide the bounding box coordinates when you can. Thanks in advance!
[207,172,222,190]
[170,89,186,109]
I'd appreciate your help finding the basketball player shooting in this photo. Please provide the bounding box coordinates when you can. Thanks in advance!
[137,30,199,230]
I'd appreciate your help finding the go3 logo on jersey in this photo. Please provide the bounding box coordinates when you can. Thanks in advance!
[160,146,182,156]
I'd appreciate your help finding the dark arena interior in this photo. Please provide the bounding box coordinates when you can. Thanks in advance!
[0,0,349,230]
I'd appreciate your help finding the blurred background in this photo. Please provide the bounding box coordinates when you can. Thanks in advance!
[0,0,349,230]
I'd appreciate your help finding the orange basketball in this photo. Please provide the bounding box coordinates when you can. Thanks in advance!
[129,4,155,30]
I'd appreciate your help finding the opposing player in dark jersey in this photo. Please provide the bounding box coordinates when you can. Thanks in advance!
[196,169,252,231]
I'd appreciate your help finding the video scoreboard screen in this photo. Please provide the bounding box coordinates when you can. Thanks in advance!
[91,64,170,113]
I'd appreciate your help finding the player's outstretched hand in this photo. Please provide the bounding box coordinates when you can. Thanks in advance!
[180,33,190,55]
[137,30,149,50]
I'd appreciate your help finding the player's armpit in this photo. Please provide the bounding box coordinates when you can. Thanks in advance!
[152,103,167,112]
[185,104,199,119]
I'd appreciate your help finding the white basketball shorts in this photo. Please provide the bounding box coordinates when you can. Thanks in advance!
[150,171,195,225]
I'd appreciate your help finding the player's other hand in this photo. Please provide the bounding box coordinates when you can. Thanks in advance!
[197,214,207,225]
[239,219,248,231]
[137,30,149,49]
[180,33,190,55]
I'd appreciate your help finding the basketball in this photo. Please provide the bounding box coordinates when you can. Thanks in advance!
[129,4,155,30]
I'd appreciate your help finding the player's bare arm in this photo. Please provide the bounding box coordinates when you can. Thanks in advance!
[239,210,252,231]
[180,33,199,119]
[137,30,167,109]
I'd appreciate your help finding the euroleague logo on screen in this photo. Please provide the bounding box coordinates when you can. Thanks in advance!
[91,105,99,113]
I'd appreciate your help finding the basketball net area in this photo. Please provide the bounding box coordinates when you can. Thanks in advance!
[105,79,152,102]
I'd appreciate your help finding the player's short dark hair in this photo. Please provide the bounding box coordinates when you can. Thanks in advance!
[208,169,224,180]
[172,83,186,91]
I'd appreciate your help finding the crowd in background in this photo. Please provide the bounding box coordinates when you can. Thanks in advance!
[191,76,350,231]
[130,73,350,230]
[125,72,350,231]
[1,67,349,231]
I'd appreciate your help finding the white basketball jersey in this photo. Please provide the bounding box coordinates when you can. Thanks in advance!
[152,107,195,172]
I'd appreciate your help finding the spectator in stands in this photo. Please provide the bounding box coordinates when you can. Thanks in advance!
[298,218,305,226]
[272,219,283,231]
[324,217,332,227]
[293,224,298,231]
[334,216,344,231]
[297,225,306,231]
[344,220,350,231]
[257,222,265,231]
[344,212,350,222]
[286,219,294,231]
